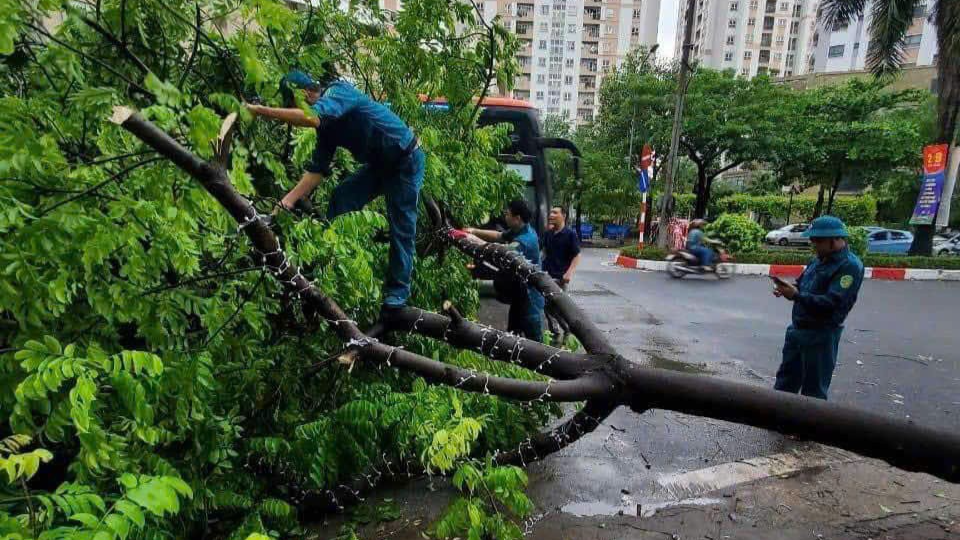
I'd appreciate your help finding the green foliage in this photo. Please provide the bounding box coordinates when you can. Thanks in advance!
[619,245,668,260]
[706,194,877,225]
[705,214,766,253]
[622,248,960,270]
[433,459,532,540]
[847,226,869,258]
[0,0,551,539]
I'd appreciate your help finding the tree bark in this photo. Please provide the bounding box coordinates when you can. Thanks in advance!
[826,168,842,215]
[812,183,826,219]
[110,106,960,500]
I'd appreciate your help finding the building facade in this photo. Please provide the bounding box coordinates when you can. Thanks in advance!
[808,2,937,74]
[675,0,819,78]
[485,0,659,123]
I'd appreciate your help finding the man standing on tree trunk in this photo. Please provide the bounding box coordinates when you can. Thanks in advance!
[464,200,545,342]
[245,68,425,318]
[542,206,581,346]
[770,216,864,400]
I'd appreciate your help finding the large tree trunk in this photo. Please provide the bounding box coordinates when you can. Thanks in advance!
[693,166,709,218]
[109,106,960,507]
[826,168,842,215]
[910,4,959,255]
[812,183,826,219]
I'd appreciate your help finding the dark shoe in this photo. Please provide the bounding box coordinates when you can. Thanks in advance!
[379,304,410,328]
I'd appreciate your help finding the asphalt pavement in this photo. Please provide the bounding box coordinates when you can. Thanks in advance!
[311,248,960,539]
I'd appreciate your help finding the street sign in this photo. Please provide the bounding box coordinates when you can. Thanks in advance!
[637,144,653,193]
[910,144,949,225]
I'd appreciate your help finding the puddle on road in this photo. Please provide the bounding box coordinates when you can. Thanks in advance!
[645,354,715,374]
[561,497,725,518]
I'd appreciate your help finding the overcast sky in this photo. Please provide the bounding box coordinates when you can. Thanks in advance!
[657,0,680,60]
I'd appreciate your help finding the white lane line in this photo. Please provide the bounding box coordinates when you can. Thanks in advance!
[656,446,856,500]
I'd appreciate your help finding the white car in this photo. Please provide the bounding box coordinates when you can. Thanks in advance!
[934,233,960,256]
[766,223,810,246]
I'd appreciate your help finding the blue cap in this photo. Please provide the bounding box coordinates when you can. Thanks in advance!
[803,215,848,238]
[282,70,319,90]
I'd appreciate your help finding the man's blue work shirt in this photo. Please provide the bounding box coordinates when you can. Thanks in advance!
[792,247,864,329]
[686,228,704,249]
[305,80,416,175]
[543,227,580,280]
[501,224,545,311]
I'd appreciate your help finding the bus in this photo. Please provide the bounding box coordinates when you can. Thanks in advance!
[421,96,582,238]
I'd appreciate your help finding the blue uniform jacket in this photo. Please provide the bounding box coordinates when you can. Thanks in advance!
[501,224,545,312]
[792,248,864,329]
[305,80,416,175]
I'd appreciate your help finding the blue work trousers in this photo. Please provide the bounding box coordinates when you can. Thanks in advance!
[507,292,544,343]
[688,245,714,267]
[774,325,843,400]
[327,149,426,307]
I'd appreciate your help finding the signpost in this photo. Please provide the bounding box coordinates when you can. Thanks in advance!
[910,144,950,225]
[636,144,653,247]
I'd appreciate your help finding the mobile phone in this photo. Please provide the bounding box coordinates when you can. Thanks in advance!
[769,275,789,287]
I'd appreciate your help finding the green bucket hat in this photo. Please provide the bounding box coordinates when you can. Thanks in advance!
[803,215,849,238]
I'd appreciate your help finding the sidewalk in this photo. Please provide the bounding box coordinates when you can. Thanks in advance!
[616,254,960,281]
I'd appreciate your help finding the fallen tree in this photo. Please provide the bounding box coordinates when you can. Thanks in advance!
[111,105,960,493]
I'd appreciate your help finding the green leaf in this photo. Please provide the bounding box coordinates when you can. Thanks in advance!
[187,105,221,158]
[144,73,181,107]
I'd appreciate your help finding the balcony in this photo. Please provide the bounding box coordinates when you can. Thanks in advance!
[516,22,533,35]
[517,3,534,18]
[578,76,597,90]
[580,58,598,71]
[581,41,599,56]
[584,23,600,38]
[584,6,601,20]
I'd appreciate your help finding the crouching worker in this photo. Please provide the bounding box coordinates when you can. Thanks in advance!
[245,68,425,317]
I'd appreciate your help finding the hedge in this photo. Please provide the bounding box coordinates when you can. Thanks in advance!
[669,194,877,226]
[619,246,960,270]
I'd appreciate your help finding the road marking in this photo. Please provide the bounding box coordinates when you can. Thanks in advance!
[656,446,855,500]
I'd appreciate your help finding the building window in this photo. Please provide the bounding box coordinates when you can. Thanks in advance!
[537,74,546,83]
[538,57,547,67]
[631,26,640,36]
[563,92,572,101]
[779,2,787,11]
[750,0,758,7]
[759,49,770,62]
[748,17,756,25]
[536,91,544,100]
[777,18,785,26]
[539,22,548,32]
[788,36,797,50]
[567,40,575,50]
[744,50,753,58]
[600,41,611,52]
[633,8,642,18]
[565,58,575,68]
[789,20,799,33]
[745,34,754,43]
[606,7,614,18]
[540,5,549,14]
[604,24,614,34]
[724,51,734,61]
[602,59,611,70]
[568,23,577,33]
[741,67,750,76]
[539,40,547,50]
[786,53,795,65]
[828,44,845,58]
[853,41,860,51]
[792,4,801,16]
[730,1,738,10]
[564,75,573,84]
[773,52,782,61]
[763,16,774,29]
[729,18,737,28]
[776,35,785,44]
[726,35,736,45]
[905,34,923,48]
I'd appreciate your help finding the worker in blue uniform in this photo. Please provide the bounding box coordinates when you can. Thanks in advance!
[464,199,545,342]
[771,215,864,400]
[246,69,425,315]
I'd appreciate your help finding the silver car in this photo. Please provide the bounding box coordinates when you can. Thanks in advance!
[766,223,810,246]
[934,233,960,256]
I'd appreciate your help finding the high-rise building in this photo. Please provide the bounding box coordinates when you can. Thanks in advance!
[485,0,660,123]
[675,0,819,78]
[807,2,937,74]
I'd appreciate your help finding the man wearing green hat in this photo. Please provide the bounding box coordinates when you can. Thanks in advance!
[770,215,864,400]
[245,68,424,316]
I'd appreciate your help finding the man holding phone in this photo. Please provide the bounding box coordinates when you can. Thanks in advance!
[770,216,864,400]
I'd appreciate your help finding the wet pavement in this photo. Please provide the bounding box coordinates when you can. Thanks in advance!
[311,248,960,539]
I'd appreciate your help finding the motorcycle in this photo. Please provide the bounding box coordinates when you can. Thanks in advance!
[666,242,734,279]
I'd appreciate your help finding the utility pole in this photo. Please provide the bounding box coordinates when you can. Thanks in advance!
[656,0,697,248]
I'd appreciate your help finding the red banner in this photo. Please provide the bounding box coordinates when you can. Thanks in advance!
[924,144,948,175]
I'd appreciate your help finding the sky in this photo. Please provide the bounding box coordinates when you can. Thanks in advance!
[657,0,680,60]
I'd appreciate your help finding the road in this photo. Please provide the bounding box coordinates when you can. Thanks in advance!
[312,248,960,539]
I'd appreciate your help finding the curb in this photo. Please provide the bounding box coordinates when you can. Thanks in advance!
[614,255,960,282]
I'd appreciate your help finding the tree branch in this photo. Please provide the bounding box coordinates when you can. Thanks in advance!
[178,3,202,90]
[77,14,150,74]
[35,156,164,218]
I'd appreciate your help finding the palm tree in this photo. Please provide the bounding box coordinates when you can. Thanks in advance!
[820,0,958,254]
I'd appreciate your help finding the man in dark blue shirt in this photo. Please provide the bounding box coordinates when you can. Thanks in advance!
[542,206,581,345]
[465,199,544,342]
[246,69,425,314]
[771,216,864,400]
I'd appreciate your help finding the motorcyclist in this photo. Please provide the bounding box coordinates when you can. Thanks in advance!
[685,219,716,271]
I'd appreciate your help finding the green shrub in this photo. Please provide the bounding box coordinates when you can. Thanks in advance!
[705,214,766,253]
[620,245,668,260]
[620,246,960,270]
[847,226,869,258]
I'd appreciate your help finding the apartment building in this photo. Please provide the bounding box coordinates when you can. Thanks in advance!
[808,2,937,74]
[484,0,660,123]
[675,0,819,78]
